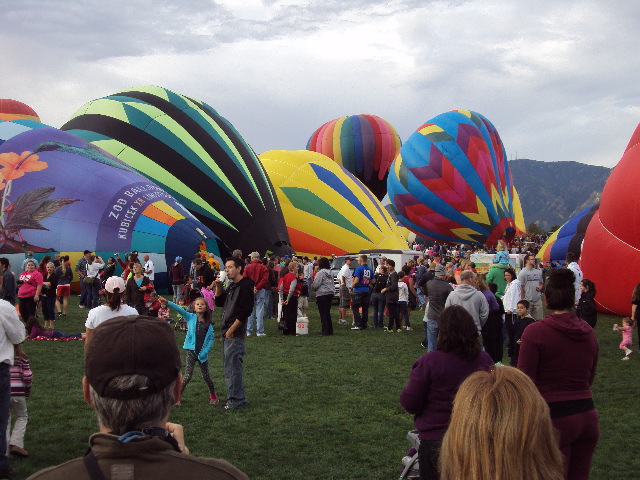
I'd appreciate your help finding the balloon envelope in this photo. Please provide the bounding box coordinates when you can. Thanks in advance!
[62,85,291,256]
[536,204,598,263]
[307,114,401,199]
[259,150,407,257]
[387,110,520,246]
[0,127,223,290]
[0,99,40,122]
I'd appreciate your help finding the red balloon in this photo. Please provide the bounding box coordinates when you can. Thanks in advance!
[0,99,39,121]
[581,136,640,315]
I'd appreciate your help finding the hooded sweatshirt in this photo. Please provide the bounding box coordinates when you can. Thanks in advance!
[485,262,510,297]
[518,312,598,405]
[444,284,489,333]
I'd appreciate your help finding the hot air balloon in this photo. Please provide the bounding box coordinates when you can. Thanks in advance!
[307,114,401,199]
[61,85,291,256]
[0,118,50,146]
[258,150,407,257]
[0,127,223,291]
[581,123,640,315]
[387,110,522,246]
[536,204,598,263]
[0,99,40,122]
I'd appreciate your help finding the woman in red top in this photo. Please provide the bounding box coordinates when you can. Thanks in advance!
[278,261,302,336]
[518,269,598,480]
[18,260,43,322]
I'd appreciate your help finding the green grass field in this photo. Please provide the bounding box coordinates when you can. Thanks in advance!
[9,298,639,479]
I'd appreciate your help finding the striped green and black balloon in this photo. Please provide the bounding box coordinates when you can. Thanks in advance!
[62,85,292,256]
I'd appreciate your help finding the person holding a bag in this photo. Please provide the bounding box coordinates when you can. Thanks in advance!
[84,255,105,309]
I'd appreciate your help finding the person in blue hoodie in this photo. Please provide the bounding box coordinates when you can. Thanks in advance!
[168,297,217,404]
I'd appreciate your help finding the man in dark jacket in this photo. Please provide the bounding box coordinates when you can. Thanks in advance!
[423,264,453,351]
[381,259,400,331]
[215,258,254,410]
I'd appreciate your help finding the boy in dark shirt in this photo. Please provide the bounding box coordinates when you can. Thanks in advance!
[509,300,535,366]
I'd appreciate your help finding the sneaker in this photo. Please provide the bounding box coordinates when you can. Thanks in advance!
[405,327,413,331]
[622,357,630,361]
[10,445,28,457]
[351,326,360,330]
[338,320,347,325]
[256,333,267,337]
[78,305,86,309]
[421,340,427,348]
[396,329,402,332]
[209,393,219,404]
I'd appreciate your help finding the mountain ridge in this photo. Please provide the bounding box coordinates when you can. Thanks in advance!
[509,159,610,230]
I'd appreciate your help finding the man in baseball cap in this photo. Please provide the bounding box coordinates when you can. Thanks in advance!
[28,316,247,480]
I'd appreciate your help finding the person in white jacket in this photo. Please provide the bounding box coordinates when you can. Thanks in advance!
[502,267,521,349]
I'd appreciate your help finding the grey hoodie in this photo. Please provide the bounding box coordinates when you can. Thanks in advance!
[444,284,489,333]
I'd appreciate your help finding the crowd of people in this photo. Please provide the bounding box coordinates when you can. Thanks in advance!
[0,234,635,478]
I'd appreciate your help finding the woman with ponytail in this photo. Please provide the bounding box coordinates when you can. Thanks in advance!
[84,276,138,349]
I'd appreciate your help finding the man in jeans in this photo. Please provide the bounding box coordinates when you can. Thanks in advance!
[215,258,254,410]
[422,264,453,350]
[351,255,372,330]
[243,252,269,337]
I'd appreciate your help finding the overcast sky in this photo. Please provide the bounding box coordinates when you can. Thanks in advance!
[3,0,639,168]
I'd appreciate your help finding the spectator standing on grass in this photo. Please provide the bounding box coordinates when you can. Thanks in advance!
[351,254,372,330]
[143,254,154,283]
[576,279,597,329]
[214,258,254,410]
[445,271,488,339]
[423,264,453,351]
[518,268,599,480]
[565,252,582,306]
[243,252,269,337]
[84,276,139,349]
[0,259,16,306]
[75,250,92,309]
[338,257,353,325]
[17,260,43,324]
[400,306,493,480]
[0,298,27,479]
[518,254,544,320]
[7,343,31,458]
[55,256,72,317]
[370,265,388,329]
[26,316,248,480]
[303,257,314,299]
[382,259,400,332]
[312,257,335,336]
[170,257,185,304]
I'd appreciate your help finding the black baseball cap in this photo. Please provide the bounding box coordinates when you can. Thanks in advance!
[85,316,181,400]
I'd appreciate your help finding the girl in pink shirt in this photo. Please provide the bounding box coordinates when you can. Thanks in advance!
[614,317,634,360]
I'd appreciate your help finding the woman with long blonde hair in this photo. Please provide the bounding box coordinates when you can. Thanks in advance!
[440,366,563,480]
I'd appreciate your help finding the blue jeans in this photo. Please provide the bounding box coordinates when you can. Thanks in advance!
[371,292,385,327]
[426,319,438,352]
[172,284,184,303]
[247,288,268,334]
[86,280,101,309]
[222,337,247,408]
[0,364,10,469]
[417,289,425,308]
[351,291,370,328]
[399,301,410,327]
[79,278,88,307]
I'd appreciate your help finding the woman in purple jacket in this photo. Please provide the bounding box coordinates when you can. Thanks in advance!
[400,305,493,480]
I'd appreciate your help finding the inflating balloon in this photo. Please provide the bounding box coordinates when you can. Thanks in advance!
[307,114,401,200]
[581,122,640,315]
[0,127,223,291]
[258,150,407,257]
[0,99,40,122]
[536,204,598,263]
[61,85,291,256]
[387,110,523,246]
[0,118,51,146]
